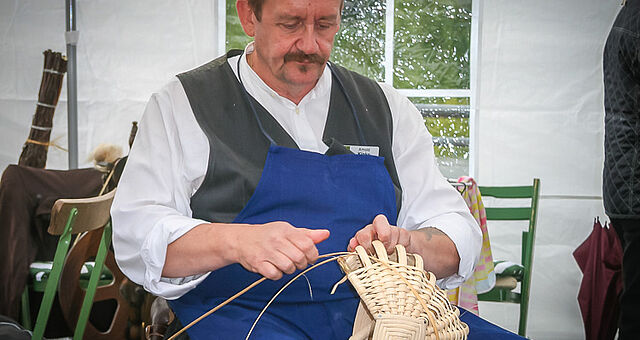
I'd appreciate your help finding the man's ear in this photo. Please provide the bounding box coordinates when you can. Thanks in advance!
[236,0,256,37]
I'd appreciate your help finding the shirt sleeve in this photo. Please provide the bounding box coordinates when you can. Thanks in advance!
[379,83,482,289]
[111,78,212,299]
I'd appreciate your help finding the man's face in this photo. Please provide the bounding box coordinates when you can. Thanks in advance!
[240,0,342,93]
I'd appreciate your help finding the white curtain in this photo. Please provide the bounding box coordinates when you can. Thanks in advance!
[476,1,620,339]
[0,0,220,170]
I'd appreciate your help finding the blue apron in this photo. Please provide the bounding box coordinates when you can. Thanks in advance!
[169,143,398,339]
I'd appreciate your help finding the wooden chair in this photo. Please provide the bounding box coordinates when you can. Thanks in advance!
[477,178,540,337]
[28,189,127,340]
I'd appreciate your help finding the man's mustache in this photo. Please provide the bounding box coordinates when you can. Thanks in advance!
[284,52,326,64]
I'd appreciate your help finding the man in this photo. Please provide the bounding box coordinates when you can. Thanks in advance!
[112,0,481,338]
[603,0,640,338]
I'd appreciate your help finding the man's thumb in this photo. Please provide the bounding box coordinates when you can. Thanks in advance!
[307,229,330,244]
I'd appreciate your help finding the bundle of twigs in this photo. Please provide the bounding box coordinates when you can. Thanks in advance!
[18,50,68,168]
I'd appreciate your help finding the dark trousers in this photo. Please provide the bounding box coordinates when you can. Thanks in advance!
[612,218,640,340]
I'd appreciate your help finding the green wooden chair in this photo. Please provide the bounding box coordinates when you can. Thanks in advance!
[28,189,116,340]
[477,178,540,337]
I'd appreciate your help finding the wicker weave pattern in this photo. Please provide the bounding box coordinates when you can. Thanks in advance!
[338,241,469,340]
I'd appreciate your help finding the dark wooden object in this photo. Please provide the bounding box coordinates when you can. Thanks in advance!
[58,229,130,339]
[18,50,68,168]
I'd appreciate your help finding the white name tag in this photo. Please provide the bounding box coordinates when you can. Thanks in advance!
[345,145,380,156]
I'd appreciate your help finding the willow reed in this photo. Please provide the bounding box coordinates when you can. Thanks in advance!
[18,50,67,168]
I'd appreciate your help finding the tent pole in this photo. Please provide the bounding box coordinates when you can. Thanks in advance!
[65,0,78,169]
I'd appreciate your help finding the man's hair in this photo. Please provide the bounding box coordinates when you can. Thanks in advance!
[248,0,344,21]
[247,0,265,21]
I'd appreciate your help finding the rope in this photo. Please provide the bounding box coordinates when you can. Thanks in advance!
[43,68,65,75]
[36,102,56,109]
[30,125,52,131]
[25,138,68,152]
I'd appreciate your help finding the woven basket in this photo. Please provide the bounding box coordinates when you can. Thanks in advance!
[337,240,469,340]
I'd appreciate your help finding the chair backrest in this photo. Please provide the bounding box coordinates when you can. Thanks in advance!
[48,189,115,235]
[478,178,540,336]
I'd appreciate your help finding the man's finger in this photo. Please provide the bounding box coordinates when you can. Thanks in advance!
[269,250,297,275]
[278,242,310,270]
[347,237,358,252]
[287,232,320,265]
[355,227,375,252]
[387,227,400,253]
[398,228,411,247]
[372,214,391,245]
[306,229,330,244]
[258,261,283,280]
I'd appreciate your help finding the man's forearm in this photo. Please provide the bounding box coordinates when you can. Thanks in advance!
[162,223,238,278]
[406,227,460,279]
[162,221,330,280]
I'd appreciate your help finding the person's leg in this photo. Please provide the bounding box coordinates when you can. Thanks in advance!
[612,218,640,340]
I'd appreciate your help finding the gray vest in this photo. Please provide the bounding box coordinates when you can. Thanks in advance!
[177,50,402,223]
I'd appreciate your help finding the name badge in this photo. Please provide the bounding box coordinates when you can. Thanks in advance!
[345,145,380,156]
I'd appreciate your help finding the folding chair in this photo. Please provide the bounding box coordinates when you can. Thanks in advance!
[29,190,116,340]
[477,178,540,337]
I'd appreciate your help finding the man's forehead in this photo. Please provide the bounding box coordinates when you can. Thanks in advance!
[275,13,339,21]
[263,0,343,18]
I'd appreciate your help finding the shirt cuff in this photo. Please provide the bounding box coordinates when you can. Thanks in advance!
[417,213,482,290]
[140,215,212,300]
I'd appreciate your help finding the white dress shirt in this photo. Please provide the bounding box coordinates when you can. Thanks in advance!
[111,44,481,299]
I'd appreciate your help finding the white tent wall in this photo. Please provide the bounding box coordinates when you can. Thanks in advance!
[0,0,625,339]
[475,0,620,339]
[0,0,221,170]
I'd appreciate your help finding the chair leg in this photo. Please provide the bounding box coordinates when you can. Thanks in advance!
[21,287,32,330]
[518,297,528,337]
[32,208,77,340]
[73,222,112,340]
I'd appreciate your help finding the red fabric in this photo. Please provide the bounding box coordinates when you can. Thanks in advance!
[573,218,623,340]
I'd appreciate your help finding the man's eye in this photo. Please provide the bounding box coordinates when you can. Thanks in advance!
[280,23,299,30]
[317,21,337,30]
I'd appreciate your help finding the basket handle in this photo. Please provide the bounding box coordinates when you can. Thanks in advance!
[355,246,372,267]
[395,244,407,265]
[372,241,389,262]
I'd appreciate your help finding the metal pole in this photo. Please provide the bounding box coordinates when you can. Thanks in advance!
[65,0,78,169]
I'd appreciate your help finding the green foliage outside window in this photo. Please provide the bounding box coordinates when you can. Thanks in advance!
[331,0,386,80]
[394,0,471,90]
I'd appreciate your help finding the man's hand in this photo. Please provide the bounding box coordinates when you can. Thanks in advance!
[230,222,330,280]
[347,214,460,279]
[348,214,411,254]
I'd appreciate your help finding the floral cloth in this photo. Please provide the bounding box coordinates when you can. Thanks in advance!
[447,176,496,314]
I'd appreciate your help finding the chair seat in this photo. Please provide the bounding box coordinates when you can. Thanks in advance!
[494,261,524,282]
[29,261,114,291]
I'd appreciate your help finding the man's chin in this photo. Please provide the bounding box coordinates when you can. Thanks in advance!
[284,65,324,86]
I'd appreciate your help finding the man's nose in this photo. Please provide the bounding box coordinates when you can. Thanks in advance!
[296,24,320,55]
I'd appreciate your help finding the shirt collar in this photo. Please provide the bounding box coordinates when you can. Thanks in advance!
[240,42,331,107]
